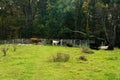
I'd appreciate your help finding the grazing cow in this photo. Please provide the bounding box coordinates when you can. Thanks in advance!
[106,44,114,50]
[89,43,100,50]
[89,38,103,50]
[99,46,108,50]
[52,40,59,46]
[30,38,41,44]
[66,43,73,47]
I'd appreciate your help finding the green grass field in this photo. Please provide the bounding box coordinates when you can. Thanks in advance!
[0,45,120,80]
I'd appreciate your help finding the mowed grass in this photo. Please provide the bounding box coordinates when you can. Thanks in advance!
[0,45,120,80]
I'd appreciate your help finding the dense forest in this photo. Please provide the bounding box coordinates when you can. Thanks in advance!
[0,0,120,46]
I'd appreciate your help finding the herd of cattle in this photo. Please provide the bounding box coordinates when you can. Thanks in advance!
[29,38,115,50]
[29,38,73,47]
[0,37,116,50]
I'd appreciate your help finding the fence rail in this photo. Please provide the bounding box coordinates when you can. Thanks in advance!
[0,39,94,47]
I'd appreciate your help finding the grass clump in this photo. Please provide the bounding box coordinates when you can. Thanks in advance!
[50,53,70,62]
[77,55,87,61]
[107,56,118,60]
[13,44,17,52]
[1,47,9,56]
[82,46,94,54]
[105,73,118,80]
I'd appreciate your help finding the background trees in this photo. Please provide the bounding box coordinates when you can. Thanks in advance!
[0,0,119,46]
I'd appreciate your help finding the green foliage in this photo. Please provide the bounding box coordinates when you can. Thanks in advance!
[82,1,89,16]
[0,0,119,47]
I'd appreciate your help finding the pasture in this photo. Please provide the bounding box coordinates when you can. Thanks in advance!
[0,45,120,80]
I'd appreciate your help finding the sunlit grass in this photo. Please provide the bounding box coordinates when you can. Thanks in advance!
[0,45,120,80]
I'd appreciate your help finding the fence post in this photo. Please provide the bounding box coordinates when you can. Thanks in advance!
[73,40,75,46]
[60,39,63,46]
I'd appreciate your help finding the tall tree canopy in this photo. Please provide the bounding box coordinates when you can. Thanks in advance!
[0,0,119,46]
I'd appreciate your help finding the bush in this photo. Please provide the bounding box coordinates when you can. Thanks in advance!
[82,47,94,54]
[1,47,9,56]
[50,53,70,62]
[13,44,17,51]
[77,55,87,61]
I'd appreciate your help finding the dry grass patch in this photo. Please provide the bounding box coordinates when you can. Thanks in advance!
[49,53,70,62]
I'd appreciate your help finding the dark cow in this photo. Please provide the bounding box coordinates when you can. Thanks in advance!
[106,43,114,50]
[89,43,100,50]
[29,38,41,44]
[89,38,103,50]
[66,43,73,47]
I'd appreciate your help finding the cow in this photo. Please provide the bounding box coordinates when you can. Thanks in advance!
[52,40,59,46]
[66,43,73,47]
[89,37,103,50]
[29,38,41,44]
[106,44,114,50]
[99,46,108,50]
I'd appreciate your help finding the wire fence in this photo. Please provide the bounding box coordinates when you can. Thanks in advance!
[0,39,94,47]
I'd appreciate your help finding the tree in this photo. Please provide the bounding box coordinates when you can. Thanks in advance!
[14,0,39,38]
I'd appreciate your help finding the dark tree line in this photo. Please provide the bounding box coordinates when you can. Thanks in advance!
[0,0,119,47]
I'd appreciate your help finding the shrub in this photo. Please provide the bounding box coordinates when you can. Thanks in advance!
[50,53,70,62]
[82,47,94,54]
[1,47,9,56]
[77,55,87,61]
[13,44,17,51]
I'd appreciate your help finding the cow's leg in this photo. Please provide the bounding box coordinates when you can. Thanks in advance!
[55,43,57,45]
[52,42,54,46]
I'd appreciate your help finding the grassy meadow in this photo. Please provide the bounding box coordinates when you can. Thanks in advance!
[0,44,120,80]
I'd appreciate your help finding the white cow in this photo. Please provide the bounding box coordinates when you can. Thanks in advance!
[52,40,59,46]
[99,46,108,50]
